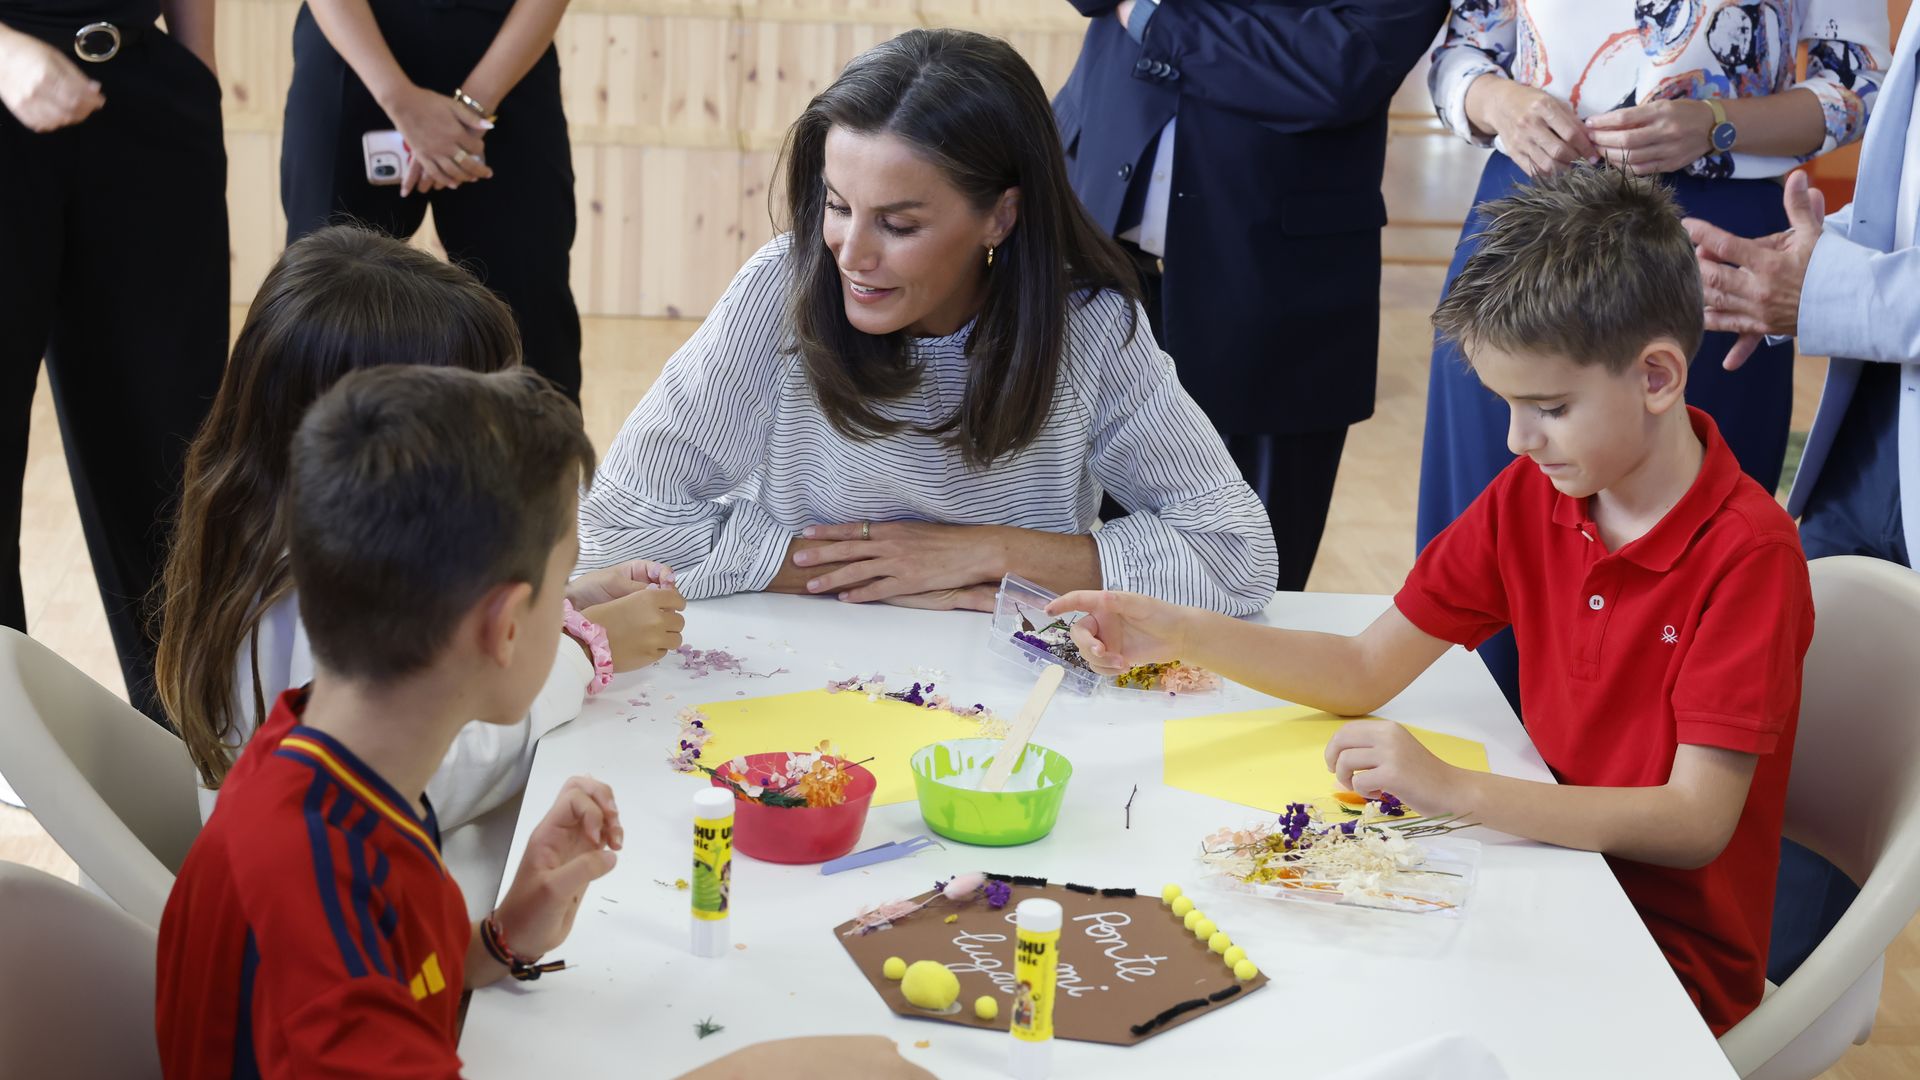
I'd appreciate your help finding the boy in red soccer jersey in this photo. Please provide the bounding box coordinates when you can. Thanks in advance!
[157,366,623,1076]
[1050,167,1814,1035]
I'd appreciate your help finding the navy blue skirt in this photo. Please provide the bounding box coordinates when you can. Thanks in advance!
[1415,152,1794,712]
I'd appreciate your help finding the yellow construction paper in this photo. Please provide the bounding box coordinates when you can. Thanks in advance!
[1162,705,1490,816]
[689,689,988,807]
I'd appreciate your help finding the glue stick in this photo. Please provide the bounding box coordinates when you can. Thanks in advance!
[1008,897,1062,1079]
[690,788,733,957]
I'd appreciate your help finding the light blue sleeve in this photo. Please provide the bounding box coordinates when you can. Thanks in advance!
[1798,225,1920,364]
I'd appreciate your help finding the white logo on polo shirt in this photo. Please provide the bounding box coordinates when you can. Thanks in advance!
[1661,625,1679,645]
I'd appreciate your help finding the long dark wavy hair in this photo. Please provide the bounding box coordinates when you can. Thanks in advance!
[155,226,522,787]
[777,28,1140,467]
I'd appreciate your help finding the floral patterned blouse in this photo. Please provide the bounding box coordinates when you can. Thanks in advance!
[1430,0,1890,179]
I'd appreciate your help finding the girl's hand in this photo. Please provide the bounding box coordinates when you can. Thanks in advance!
[381,83,492,195]
[568,560,677,608]
[583,587,687,671]
[1587,100,1717,175]
[1044,590,1188,675]
[0,30,104,132]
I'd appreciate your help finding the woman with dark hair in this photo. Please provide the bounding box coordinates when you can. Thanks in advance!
[580,29,1276,615]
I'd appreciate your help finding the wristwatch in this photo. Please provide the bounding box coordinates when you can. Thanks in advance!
[1704,97,1737,153]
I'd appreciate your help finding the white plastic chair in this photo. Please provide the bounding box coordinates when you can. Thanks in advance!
[1720,556,1920,1079]
[0,860,161,1078]
[0,627,201,926]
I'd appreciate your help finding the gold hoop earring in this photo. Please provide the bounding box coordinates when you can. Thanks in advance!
[986,245,996,268]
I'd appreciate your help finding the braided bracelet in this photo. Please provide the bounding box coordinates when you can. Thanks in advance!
[481,913,567,982]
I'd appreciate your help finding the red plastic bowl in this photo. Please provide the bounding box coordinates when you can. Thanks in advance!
[714,753,877,864]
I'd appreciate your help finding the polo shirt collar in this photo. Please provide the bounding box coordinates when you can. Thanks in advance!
[269,686,444,847]
[1551,407,1740,572]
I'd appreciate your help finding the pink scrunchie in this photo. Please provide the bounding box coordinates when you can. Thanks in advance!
[562,600,614,695]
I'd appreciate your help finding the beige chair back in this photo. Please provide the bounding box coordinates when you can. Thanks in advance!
[0,861,160,1078]
[1721,557,1920,1078]
[0,628,201,926]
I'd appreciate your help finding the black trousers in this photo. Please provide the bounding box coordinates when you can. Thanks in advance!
[1109,246,1349,592]
[280,0,581,400]
[0,17,229,723]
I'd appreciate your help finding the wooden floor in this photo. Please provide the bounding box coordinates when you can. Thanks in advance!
[5,268,1914,1079]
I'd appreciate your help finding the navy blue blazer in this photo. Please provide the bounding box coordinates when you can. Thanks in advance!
[1053,1,1443,435]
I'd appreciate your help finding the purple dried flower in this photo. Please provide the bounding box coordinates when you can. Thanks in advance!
[888,682,929,707]
[984,879,1012,909]
[1377,793,1407,817]
[1339,820,1358,836]
[932,878,950,895]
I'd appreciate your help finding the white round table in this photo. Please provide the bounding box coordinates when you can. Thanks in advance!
[459,592,1736,1079]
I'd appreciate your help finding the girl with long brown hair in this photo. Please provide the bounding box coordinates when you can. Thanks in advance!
[155,225,683,905]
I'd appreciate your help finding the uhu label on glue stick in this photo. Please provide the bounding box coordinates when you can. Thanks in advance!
[1009,896,1063,1078]
[690,788,733,957]
[1011,926,1059,1042]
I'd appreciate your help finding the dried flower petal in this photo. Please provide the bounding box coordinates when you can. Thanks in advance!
[943,872,986,900]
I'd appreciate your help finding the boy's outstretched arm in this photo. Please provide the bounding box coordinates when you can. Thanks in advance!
[1327,722,1758,869]
[1047,592,1450,717]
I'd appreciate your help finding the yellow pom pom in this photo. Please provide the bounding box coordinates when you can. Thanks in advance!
[883,956,906,980]
[1208,931,1232,954]
[943,914,958,924]
[902,960,961,1011]
[1193,918,1217,940]
[1171,896,1195,918]
[1183,908,1204,931]
[974,995,999,1021]
[1161,883,1183,904]
[1223,946,1247,968]
[1234,959,1259,981]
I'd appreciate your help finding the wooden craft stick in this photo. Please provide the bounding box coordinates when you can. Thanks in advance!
[978,663,1064,793]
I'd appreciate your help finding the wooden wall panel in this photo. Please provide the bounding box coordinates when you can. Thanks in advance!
[217,1,1456,310]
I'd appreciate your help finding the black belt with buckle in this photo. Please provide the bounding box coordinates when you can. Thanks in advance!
[0,14,148,64]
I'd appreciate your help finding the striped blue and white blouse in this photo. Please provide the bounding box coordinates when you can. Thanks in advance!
[578,235,1279,616]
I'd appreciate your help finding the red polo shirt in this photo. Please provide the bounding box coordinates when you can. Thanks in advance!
[1396,407,1812,1034]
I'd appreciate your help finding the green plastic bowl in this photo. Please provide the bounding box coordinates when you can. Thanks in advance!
[910,739,1074,846]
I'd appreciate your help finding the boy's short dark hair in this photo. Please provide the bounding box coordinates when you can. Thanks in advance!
[288,366,595,683]
[1431,166,1705,373]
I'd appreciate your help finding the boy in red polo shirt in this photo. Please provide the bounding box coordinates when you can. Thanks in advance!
[157,367,626,1076]
[1050,167,1813,1035]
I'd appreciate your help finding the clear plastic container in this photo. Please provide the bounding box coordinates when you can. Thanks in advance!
[988,573,1220,701]
[988,573,1103,696]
